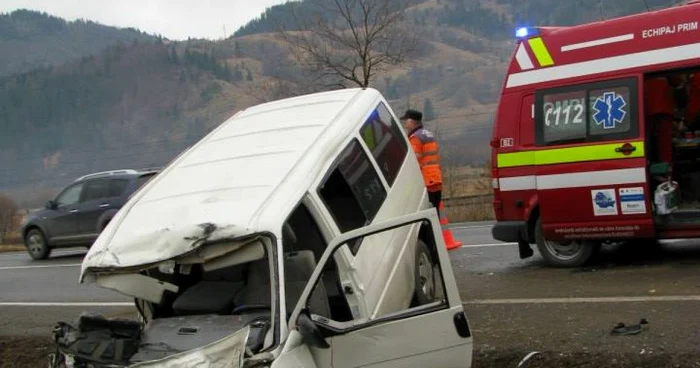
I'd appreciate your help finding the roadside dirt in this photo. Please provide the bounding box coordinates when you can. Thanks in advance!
[2,336,700,367]
[0,245,24,253]
[0,336,54,368]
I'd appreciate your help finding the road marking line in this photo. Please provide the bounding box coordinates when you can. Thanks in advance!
[450,225,494,230]
[464,296,700,305]
[0,264,81,271]
[0,249,85,259]
[0,302,133,307]
[461,243,516,248]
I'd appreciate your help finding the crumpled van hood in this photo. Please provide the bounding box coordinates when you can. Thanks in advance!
[80,219,255,282]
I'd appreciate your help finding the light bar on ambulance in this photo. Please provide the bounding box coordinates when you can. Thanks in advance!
[515,27,540,39]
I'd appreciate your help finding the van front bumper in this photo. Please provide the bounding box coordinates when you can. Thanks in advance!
[492,221,528,243]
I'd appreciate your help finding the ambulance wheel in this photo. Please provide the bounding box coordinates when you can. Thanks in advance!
[535,218,600,267]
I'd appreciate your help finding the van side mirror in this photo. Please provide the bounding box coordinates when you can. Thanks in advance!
[297,312,330,349]
[46,200,57,210]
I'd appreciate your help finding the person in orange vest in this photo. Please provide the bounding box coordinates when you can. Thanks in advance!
[400,109,443,210]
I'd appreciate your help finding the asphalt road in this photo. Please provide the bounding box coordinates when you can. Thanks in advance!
[3,224,700,365]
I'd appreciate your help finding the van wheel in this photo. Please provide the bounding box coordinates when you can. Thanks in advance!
[414,240,436,305]
[25,228,51,260]
[535,218,599,267]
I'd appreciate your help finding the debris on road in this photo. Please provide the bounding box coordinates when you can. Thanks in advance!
[611,318,649,336]
[516,351,541,367]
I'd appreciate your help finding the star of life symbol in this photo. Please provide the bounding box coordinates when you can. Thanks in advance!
[593,92,627,129]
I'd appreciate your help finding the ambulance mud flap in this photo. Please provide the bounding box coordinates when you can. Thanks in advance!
[518,240,534,260]
[492,221,533,258]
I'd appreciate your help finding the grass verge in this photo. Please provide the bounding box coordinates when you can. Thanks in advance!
[0,244,24,253]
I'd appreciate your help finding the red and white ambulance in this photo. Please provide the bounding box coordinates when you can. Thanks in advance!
[491,1,700,266]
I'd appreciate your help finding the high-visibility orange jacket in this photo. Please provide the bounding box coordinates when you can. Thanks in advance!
[409,126,443,192]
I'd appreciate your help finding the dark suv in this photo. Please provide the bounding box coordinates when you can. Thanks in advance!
[21,168,159,260]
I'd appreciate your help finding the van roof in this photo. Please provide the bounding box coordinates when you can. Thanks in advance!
[505,2,700,90]
[82,87,384,274]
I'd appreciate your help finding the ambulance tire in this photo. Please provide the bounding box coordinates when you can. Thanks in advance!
[534,218,600,268]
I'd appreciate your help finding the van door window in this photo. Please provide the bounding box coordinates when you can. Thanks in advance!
[359,103,408,186]
[319,139,387,233]
[536,78,638,145]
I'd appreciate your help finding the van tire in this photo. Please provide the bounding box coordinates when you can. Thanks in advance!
[535,218,599,268]
[414,240,436,305]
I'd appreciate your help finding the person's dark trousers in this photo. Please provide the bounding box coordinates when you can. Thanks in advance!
[428,190,442,214]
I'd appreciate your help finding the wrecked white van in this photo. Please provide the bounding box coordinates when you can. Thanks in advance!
[52,88,473,367]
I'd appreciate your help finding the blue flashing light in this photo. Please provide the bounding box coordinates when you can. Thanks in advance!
[515,27,529,38]
[515,27,540,39]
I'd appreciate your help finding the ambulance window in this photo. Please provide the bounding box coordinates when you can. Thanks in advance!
[536,78,638,145]
[541,90,587,144]
[588,86,632,136]
[359,103,408,186]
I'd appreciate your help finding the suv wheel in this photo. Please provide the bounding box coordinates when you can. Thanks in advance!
[414,240,436,305]
[25,228,51,260]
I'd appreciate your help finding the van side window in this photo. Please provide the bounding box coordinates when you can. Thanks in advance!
[359,103,408,186]
[319,139,387,233]
[535,78,638,145]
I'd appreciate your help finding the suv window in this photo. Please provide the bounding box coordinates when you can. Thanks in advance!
[359,103,408,186]
[109,179,130,197]
[56,183,83,207]
[319,139,387,234]
[535,78,638,145]
[81,180,111,202]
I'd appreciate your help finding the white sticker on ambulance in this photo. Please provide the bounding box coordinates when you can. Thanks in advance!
[591,189,618,216]
[619,187,647,215]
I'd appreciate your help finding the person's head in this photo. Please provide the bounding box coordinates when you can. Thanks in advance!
[400,109,423,132]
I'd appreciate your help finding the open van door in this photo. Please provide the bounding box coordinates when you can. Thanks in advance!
[274,209,473,368]
[533,77,656,266]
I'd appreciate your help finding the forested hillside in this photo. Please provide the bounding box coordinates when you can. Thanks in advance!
[0,10,154,77]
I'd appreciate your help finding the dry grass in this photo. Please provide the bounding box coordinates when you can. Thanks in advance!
[444,199,494,223]
[0,244,24,253]
[442,165,494,222]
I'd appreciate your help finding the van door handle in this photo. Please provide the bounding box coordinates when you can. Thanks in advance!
[70,209,79,213]
[615,143,637,155]
[99,204,110,208]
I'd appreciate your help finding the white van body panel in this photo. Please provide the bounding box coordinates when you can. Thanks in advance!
[81,88,364,274]
[70,87,470,368]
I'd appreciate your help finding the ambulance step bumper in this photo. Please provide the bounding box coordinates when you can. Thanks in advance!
[492,221,528,243]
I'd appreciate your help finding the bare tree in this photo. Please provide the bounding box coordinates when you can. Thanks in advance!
[279,0,417,88]
[0,194,18,243]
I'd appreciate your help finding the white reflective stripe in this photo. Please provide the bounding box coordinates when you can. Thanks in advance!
[561,34,635,52]
[498,168,646,192]
[538,167,646,190]
[500,176,536,191]
[507,41,700,88]
[515,43,534,71]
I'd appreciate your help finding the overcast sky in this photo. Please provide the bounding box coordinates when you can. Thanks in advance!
[0,0,290,40]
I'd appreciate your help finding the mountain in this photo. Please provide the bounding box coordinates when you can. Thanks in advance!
[0,0,682,206]
[0,9,154,77]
